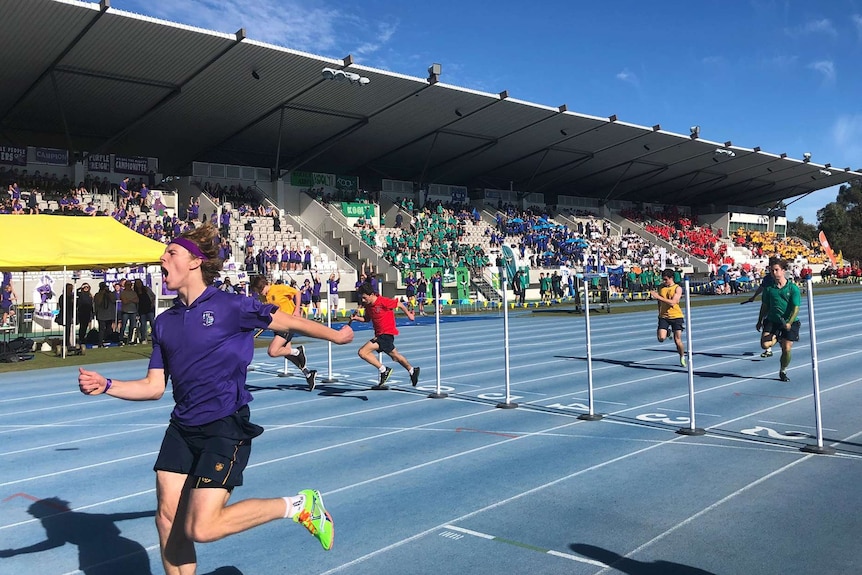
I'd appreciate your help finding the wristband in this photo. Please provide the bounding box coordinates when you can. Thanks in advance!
[104,378,112,392]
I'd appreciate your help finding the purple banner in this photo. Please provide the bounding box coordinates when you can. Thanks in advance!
[0,146,27,166]
[114,155,149,175]
[34,147,69,166]
[87,153,111,173]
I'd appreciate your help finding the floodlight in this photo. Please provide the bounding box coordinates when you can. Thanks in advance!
[803,152,811,162]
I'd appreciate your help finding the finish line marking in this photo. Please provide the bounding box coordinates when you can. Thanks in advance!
[441,524,608,567]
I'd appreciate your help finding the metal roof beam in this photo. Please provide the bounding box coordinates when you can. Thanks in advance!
[99,28,249,154]
[0,1,109,129]
[419,138,500,184]
[283,118,370,173]
[478,117,616,178]
[355,96,502,172]
[565,135,689,186]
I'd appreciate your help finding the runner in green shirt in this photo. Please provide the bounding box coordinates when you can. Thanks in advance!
[756,258,801,382]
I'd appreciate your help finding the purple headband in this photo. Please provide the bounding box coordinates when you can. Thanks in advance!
[171,237,208,260]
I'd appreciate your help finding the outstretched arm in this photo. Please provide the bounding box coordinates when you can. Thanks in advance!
[78,367,166,400]
[397,299,416,321]
[269,309,353,344]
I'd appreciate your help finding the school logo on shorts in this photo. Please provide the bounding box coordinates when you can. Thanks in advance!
[215,462,224,472]
[202,311,215,326]
[200,477,211,483]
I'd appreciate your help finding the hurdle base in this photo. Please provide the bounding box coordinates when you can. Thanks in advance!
[578,413,604,421]
[496,402,518,409]
[428,392,448,399]
[276,372,291,378]
[370,384,389,391]
[676,427,706,436]
[800,444,836,455]
[320,376,339,383]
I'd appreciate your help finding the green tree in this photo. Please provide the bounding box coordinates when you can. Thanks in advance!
[787,216,817,243]
[817,181,862,263]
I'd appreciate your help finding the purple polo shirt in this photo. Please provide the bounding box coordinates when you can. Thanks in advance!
[148,286,276,426]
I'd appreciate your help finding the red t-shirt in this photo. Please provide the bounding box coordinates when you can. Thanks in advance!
[365,295,399,336]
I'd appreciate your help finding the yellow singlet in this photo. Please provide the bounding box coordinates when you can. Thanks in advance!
[267,284,298,314]
[658,283,683,319]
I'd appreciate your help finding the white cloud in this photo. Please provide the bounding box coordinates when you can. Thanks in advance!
[616,68,639,86]
[807,60,835,83]
[853,14,862,41]
[354,20,399,57]
[120,0,394,58]
[785,18,838,38]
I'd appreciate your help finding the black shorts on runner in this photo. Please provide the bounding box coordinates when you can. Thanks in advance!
[274,330,295,342]
[763,319,800,342]
[658,317,685,333]
[153,405,264,490]
[372,333,396,354]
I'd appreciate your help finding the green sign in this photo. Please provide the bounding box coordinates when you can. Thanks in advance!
[290,170,314,187]
[341,203,368,218]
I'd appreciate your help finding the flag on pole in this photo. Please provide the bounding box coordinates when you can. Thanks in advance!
[818,230,838,266]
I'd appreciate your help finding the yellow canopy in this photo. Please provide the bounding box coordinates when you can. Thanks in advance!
[0,215,166,271]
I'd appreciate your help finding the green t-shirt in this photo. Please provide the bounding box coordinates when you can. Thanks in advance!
[762,280,801,324]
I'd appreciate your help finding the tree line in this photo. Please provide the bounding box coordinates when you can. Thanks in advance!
[786,180,862,265]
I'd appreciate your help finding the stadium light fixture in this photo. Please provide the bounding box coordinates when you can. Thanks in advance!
[689,125,700,139]
[819,169,832,176]
[321,67,370,85]
[427,63,442,84]
[714,148,735,157]
[803,152,811,162]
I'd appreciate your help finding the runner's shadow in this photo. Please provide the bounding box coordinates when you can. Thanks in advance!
[202,568,244,575]
[570,543,716,574]
[0,497,154,575]
[315,384,369,401]
[559,355,773,380]
[646,348,759,360]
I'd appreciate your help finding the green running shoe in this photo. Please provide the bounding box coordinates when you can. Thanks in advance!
[680,355,687,368]
[293,489,334,550]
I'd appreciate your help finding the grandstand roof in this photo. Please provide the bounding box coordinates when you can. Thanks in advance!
[2,0,859,209]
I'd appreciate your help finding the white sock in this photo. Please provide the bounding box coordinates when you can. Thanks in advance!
[409,367,414,375]
[379,365,387,373]
[283,493,306,519]
[289,348,300,357]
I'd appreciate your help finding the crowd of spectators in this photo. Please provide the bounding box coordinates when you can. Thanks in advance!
[732,228,826,264]
[379,200,490,272]
[621,206,731,269]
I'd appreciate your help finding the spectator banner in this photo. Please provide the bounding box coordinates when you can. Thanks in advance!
[291,170,358,192]
[114,155,149,175]
[341,203,367,218]
[290,170,315,187]
[0,145,27,166]
[818,230,838,267]
[34,147,69,166]
[335,174,358,192]
[87,153,111,173]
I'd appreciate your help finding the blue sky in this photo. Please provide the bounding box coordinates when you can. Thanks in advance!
[115,0,862,225]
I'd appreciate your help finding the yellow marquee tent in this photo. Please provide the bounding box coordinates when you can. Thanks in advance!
[0,215,166,271]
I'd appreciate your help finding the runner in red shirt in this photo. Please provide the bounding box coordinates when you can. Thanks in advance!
[352,283,420,388]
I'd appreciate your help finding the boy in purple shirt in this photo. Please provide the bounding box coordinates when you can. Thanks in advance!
[77,223,353,571]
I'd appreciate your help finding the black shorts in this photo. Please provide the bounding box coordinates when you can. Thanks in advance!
[658,317,685,333]
[311,295,321,303]
[372,333,396,354]
[274,330,295,342]
[763,319,801,342]
[153,405,264,490]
